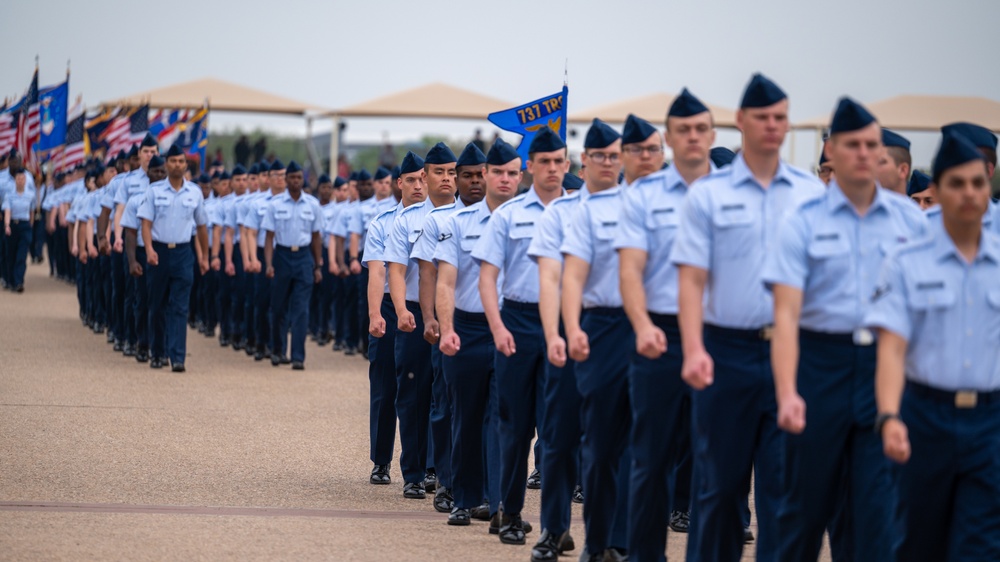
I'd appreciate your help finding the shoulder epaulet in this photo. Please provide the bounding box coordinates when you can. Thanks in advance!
[895,235,935,257]
[374,207,397,221]
[795,192,826,213]
[399,202,424,216]
[494,193,526,212]
[455,204,479,217]
[550,191,581,206]
[429,202,456,215]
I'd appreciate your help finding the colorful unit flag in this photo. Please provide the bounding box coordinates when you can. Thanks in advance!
[487,85,568,167]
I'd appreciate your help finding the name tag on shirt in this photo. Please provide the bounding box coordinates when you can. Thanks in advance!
[154,195,170,206]
[301,209,315,220]
[815,233,840,241]
[916,281,945,291]
[275,208,292,220]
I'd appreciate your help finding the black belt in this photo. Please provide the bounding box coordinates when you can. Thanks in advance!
[503,299,538,312]
[455,309,488,323]
[649,312,679,328]
[152,241,190,250]
[705,323,774,341]
[276,244,305,252]
[908,380,1000,409]
[800,328,876,347]
[583,306,625,317]
[10,219,26,225]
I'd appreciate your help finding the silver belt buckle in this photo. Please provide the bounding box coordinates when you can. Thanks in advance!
[759,326,774,341]
[955,390,978,409]
[167,243,177,249]
[290,246,299,252]
[852,328,874,346]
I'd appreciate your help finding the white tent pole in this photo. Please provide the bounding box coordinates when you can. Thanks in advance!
[329,115,341,177]
[304,115,322,178]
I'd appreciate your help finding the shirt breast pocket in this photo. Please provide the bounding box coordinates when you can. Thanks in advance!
[460,235,479,252]
[646,208,679,230]
[408,229,423,245]
[181,196,198,208]
[596,221,618,241]
[712,206,755,258]
[509,218,535,241]
[154,195,171,208]
[907,284,955,317]
[275,208,292,220]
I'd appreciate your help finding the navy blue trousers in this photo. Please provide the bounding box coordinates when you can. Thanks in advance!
[687,326,784,562]
[217,260,232,340]
[357,266,370,354]
[443,310,495,510]
[110,243,126,341]
[6,221,31,288]
[132,247,150,350]
[897,384,1000,561]
[316,258,335,338]
[394,300,433,484]
[777,331,899,562]
[577,308,631,552]
[229,242,246,343]
[494,302,548,517]
[120,251,137,347]
[368,295,398,465]
[98,250,111,327]
[253,247,271,354]
[430,343,452,489]
[270,247,313,363]
[147,242,194,365]
[627,313,689,561]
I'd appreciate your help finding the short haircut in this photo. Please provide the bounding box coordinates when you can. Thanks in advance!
[528,148,567,161]
[665,113,715,133]
[980,147,997,168]
[886,146,911,168]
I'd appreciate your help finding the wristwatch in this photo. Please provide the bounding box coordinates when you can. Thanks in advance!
[350,256,359,262]
[874,412,900,435]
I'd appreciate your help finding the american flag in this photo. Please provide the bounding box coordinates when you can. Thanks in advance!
[103,108,132,156]
[15,67,40,172]
[0,109,16,155]
[61,100,85,172]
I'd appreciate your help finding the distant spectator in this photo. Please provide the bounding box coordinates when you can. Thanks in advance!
[472,128,486,153]
[234,135,251,167]
[212,148,224,168]
[337,154,350,180]
[378,142,395,169]
[253,137,267,163]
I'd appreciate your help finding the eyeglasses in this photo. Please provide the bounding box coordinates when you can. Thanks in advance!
[623,145,664,156]
[586,152,620,164]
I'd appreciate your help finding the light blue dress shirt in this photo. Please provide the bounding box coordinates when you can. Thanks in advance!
[865,229,1000,391]
[763,182,928,333]
[472,186,551,303]
[113,170,150,207]
[2,188,36,220]
[411,202,458,265]
[222,193,244,245]
[613,165,697,315]
[362,204,402,294]
[670,155,825,329]
[348,196,399,250]
[244,191,278,248]
[120,193,147,247]
[434,200,500,314]
[385,199,433,302]
[136,179,207,245]
[561,187,624,309]
[527,188,584,265]
[260,192,322,248]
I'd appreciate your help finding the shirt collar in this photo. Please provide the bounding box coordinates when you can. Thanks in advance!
[825,180,889,216]
[731,153,793,190]
[932,227,1000,265]
[523,185,549,209]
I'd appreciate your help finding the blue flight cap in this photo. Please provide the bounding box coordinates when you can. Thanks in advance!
[334,176,347,188]
[819,144,829,166]
[210,171,221,180]
[148,155,165,168]
[584,119,621,149]
[357,168,371,181]
[907,170,931,196]
[829,97,876,134]
[140,132,158,148]
[318,174,332,184]
[562,173,584,191]
[286,161,302,174]
[622,114,658,145]
[400,151,425,175]
[456,143,487,167]
[127,145,139,158]
[710,147,736,168]
[248,164,259,175]
[374,166,391,180]
[197,173,210,183]
[425,142,458,165]
[669,88,710,118]
[486,138,520,165]
[54,172,65,181]
[528,127,567,154]
[257,161,269,173]
[269,160,285,172]
[941,122,998,150]
[165,144,184,158]
[231,164,247,176]
[219,171,231,181]
[740,73,787,108]
[882,128,911,150]
[116,149,127,160]
[932,132,986,182]
[93,164,105,176]
[391,166,401,182]
[348,171,358,181]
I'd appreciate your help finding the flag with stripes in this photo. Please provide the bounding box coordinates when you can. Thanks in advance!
[0,103,16,155]
[85,107,118,157]
[15,67,40,172]
[149,108,190,150]
[61,99,86,172]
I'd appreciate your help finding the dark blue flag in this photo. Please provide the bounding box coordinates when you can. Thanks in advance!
[487,86,568,167]
[38,80,69,152]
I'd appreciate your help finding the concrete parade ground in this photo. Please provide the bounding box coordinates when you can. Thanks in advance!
[0,264,833,561]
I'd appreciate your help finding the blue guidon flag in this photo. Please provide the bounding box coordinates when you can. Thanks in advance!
[488,86,568,168]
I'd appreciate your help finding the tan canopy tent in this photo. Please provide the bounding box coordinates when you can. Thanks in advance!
[568,92,738,128]
[794,95,1000,133]
[102,77,327,115]
[325,82,513,171]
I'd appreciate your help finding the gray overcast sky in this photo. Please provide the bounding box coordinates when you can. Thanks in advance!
[3,0,998,167]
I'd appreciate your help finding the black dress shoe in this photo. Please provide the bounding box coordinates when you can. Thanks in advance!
[344,346,357,356]
[469,503,491,521]
[271,354,281,366]
[92,323,104,334]
[113,340,123,352]
[14,285,24,293]
[433,487,454,513]
[498,513,526,545]
[605,547,628,562]
[291,361,304,370]
[219,336,230,347]
[370,464,391,485]
[172,363,186,373]
[577,548,604,562]
[232,340,244,351]
[245,344,255,356]
[531,529,574,562]
[254,350,265,361]
[572,484,584,504]
[447,507,471,526]
[669,510,690,533]
[423,470,437,493]
[150,357,165,369]
[280,356,291,365]
[136,348,149,363]
[203,327,215,338]
[106,332,115,344]
[744,527,754,543]
[527,468,541,489]
[490,513,533,535]
[332,342,344,351]
[402,482,426,499]
[123,344,135,357]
